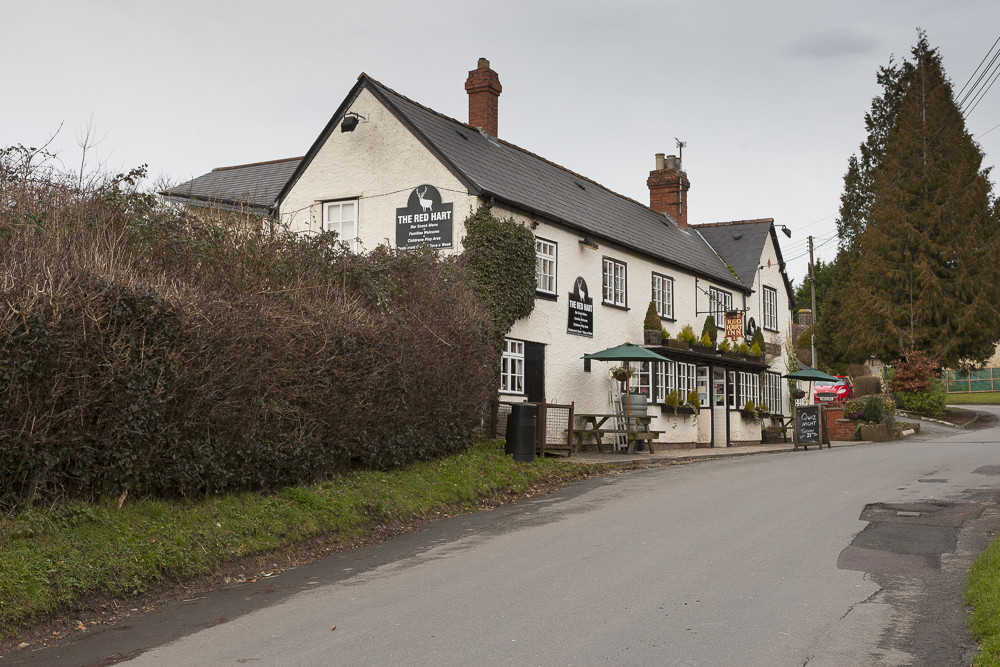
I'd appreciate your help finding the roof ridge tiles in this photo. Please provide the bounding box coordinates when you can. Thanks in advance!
[691,218,774,228]
[212,156,304,172]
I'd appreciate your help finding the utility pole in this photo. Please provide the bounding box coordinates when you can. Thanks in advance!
[809,235,817,368]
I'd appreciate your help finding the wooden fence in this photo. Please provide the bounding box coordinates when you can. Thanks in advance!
[945,368,1000,393]
[494,400,575,456]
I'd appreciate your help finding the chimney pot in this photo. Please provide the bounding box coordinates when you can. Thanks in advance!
[466,59,502,137]
[647,152,690,227]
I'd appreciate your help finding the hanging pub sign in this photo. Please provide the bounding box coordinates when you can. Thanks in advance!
[395,184,454,250]
[567,277,594,337]
[724,311,744,340]
[745,316,758,341]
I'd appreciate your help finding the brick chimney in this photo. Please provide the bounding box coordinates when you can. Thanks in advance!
[647,153,691,227]
[465,58,502,137]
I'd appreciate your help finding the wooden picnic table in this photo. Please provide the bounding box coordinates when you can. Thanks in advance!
[572,413,663,455]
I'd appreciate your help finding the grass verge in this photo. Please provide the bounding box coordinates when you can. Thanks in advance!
[0,441,609,639]
[947,392,1000,405]
[967,534,1000,666]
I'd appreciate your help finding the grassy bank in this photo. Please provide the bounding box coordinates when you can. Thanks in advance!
[0,442,608,639]
[968,535,1000,666]
[946,392,1000,405]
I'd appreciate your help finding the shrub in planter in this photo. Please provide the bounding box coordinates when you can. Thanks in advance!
[863,394,884,423]
[737,341,751,355]
[744,400,755,412]
[844,399,865,420]
[700,332,713,347]
[643,301,661,331]
[896,378,946,417]
[661,327,671,340]
[701,315,718,345]
[718,338,731,353]
[687,390,701,414]
[662,389,680,413]
[678,324,698,345]
[749,342,761,357]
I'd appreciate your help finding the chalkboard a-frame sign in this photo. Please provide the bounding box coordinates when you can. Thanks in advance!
[794,405,830,450]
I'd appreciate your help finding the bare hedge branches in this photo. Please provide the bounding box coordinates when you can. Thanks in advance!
[0,150,496,512]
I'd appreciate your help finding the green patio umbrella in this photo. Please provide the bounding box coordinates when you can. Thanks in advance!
[583,343,674,417]
[782,368,838,382]
[782,367,838,406]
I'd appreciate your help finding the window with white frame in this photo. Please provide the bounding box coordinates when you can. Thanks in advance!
[535,239,557,295]
[602,257,627,307]
[652,273,674,319]
[762,372,782,414]
[697,367,709,407]
[677,362,697,400]
[656,361,676,403]
[728,370,737,408]
[739,371,760,407]
[323,200,358,252]
[709,286,732,324]
[763,286,778,331]
[629,361,653,397]
[500,339,524,394]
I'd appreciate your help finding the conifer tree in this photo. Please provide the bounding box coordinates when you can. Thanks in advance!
[821,32,1000,368]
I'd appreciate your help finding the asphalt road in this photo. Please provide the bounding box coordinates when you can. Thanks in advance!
[6,412,1000,666]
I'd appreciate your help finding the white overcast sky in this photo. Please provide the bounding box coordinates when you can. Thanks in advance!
[5,0,1000,287]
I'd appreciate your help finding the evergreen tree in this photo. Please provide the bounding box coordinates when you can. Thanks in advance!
[792,258,836,315]
[822,32,1000,368]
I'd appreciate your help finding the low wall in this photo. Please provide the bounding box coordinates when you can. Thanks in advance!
[822,404,856,441]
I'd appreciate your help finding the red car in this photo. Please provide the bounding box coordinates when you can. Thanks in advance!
[812,376,854,403]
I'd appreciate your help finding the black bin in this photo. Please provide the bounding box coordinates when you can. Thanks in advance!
[504,403,537,462]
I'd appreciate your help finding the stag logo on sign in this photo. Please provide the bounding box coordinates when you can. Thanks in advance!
[567,277,594,337]
[395,184,454,250]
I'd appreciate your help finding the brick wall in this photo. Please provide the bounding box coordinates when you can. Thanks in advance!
[465,58,502,137]
[647,159,690,227]
[822,404,856,441]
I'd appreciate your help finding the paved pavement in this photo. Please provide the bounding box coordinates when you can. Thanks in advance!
[559,409,966,466]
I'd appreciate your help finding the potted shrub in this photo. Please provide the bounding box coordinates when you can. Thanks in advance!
[662,389,680,414]
[692,331,715,354]
[719,338,740,358]
[670,324,697,350]
[643,301,662,345]
[748,342,762,361]
[701,315,718,345]
[737,341,751,358]
[740,399,756,419]
[686,390,701,415]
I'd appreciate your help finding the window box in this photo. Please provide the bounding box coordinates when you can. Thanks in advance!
[666,339,690,350]
[691,344,715,355]
[722,351,742,359]
[667,406,696,415]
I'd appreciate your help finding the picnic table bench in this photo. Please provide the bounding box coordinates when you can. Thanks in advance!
[571,413,663,454]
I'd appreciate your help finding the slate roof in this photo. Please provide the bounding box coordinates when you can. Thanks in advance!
[162,157,302,214]
[276,74,749,293]
[693,219,795,303]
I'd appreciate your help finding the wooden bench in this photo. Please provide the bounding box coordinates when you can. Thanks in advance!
[572,413,663,454]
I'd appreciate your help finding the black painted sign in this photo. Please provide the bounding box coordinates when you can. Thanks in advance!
[395,185,454,250]
[567,277,594,337]
[795,405,821,445]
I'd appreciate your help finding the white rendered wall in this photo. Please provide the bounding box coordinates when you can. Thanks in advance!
[279,88,480,252]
